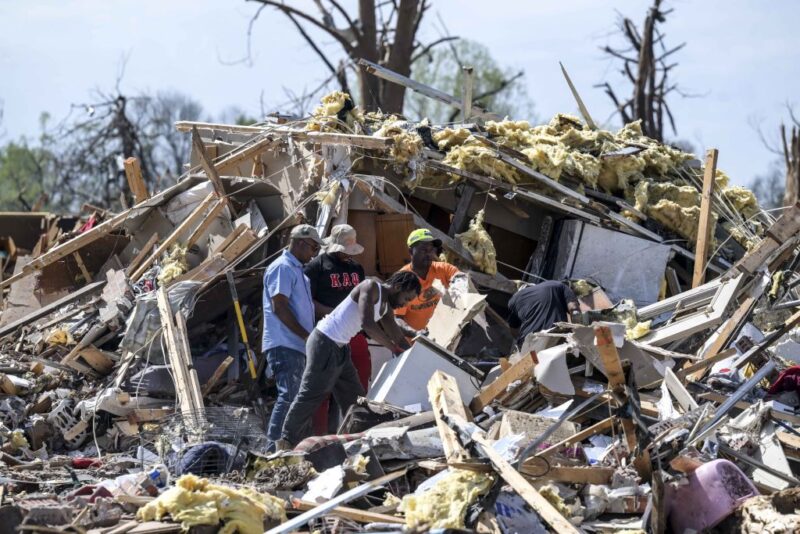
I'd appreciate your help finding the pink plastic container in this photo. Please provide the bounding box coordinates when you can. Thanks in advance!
[667,459,758,533]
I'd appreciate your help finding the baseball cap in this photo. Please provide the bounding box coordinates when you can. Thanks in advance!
[407,228,442,248]
[325,224,364,255]
[289,224,324,244]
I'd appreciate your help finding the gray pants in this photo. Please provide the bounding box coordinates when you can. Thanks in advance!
[281,329,366,445]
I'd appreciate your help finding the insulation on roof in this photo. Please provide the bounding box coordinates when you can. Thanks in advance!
[400,468,494,529]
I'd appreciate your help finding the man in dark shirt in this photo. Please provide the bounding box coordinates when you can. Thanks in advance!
[304,224,368,433]
[507,280,580,348]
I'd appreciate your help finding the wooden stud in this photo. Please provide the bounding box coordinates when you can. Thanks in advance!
[461,66,474,122]
[428,370,472,463]
[126,233,159,277]
[692,149,719,288]
[130,193,216,281]
[124,157,150,204]
[72,251,92,283]
[469,353,535,413]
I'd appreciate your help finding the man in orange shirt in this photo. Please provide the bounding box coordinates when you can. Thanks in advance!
[394,228,466,337]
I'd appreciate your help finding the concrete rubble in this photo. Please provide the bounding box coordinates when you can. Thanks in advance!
[0,61,799,534]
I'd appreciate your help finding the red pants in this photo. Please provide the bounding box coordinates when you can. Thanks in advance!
[312,333,371,435]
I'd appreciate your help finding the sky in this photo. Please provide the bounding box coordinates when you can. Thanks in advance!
[1,0,799,187]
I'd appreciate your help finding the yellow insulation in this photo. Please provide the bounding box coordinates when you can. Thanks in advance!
[455,209,497,275]
[374,119,423,165]
[137,474,286,534]
[400,469,494,529]
[157,244,189,286]
[306,91,363,133]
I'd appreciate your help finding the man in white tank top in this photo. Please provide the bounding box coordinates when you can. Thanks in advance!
[279,271,422,447]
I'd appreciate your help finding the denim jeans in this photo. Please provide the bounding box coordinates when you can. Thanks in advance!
[264,346,306,446]
[281,329,365,445]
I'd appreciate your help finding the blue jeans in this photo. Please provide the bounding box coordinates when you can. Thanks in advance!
[264,346,306,445]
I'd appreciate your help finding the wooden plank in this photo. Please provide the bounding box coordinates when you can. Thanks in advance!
[358,58,498,120]
[470,354,535,413]
[201,356,234,397]
[534,465,614,485]
[469,428,580,533]
[304,131,393,150]
[532,417,614,458]
[126,232,159,277]
[156,287,203,433]
[461,66,475,122]
[448,184,476,237]
[428,370,472,463]
[663,367,699,412]
[683,292,759,382]
[190,126,235,215]
[130,193,216,281]
[124,157,150,203]
[559,62,597,129]
[185,199,226,249]
[175,311,206,424]
[525,215,553,282]
[698,391,800,425]
[594,326,652,478]
[736,202,800,275]
[72,251,92,283]
[676,348,737,380]
[292,500,404,524]
[692,149,719,288]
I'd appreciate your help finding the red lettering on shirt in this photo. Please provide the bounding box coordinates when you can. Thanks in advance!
[351,273,360,285]
[330,273,341,288]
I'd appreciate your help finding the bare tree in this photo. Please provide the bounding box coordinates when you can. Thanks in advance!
[597,0,686,141]
[755,108,800,208]
[44,90,204,210]
[246,0,455,114]
[781,115,799,206]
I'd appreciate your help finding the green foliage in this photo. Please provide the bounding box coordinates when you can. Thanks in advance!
[406,39,535,123]
[0,141,55,211]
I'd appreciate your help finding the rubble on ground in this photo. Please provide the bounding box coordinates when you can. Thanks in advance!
[0,60,799,533]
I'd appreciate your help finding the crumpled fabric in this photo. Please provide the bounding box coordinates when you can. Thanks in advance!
[768,366,800,395]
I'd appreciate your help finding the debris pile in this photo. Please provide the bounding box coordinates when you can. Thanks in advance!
[0,59,799,534]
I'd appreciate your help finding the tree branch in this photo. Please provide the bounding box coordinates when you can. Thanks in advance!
[248,0,355,53]
[411,35,458,63]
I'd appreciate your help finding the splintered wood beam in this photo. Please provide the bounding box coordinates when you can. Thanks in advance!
[448,184,476,237]
[130,193,216,281]
[123,157,150,203]
[469,353,535,413]
[693,149,719,288]
[191,126,236,216]
[428,370,472,463]
[461,66,474,122]
[559,61,597,129]
[358,58,499,120]
[594,326,652,479]
[201,356,234,397]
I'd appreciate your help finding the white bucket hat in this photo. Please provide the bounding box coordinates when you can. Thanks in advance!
[324,224,364,255]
